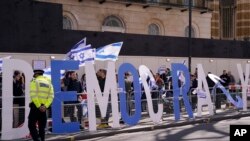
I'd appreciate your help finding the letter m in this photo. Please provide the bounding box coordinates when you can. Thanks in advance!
[85,62,119,131]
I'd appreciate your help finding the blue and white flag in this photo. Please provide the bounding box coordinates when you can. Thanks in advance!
[65,37,96,66]
[43,67,52,79]
[72,37,87,49]
[0,56,12,73]
[65,38,87,60]
[43,67,65,79]
[95,42,123,61]
[69,44,96,66]
[176,60,187,86]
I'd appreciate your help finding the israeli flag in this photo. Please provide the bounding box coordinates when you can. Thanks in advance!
[43,67,65,79]
[95,42,123,61]
[65,37,87,60]
[43,67,53,78]
[72,37,87,49]
[0,56,12,73]
[70,44,96,66]
[65,37,96,66]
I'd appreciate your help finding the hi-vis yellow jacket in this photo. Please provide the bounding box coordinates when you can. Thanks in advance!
[29,75,54,108]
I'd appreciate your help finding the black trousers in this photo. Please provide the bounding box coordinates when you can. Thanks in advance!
[67,103,83,123]
[28,103,47,141]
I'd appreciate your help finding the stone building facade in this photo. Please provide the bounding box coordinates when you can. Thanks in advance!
[211,0,250,40]
[39,0,212,39]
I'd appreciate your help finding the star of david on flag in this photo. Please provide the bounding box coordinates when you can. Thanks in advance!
[63,37,95,66]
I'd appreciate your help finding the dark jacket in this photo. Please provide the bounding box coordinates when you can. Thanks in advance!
[220,74,230,87]
[98,77,106,93]
[67,79,83,93]
[66,78,83,103]
[13,80,24,105]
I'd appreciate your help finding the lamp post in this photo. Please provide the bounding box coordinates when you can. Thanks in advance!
[188,0,192,73]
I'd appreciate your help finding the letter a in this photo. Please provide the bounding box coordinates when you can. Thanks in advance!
[234,129,241,136]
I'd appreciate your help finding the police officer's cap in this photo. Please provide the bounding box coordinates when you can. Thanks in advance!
[33,69,44,75]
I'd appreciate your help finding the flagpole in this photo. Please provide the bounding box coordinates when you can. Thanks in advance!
[188,0,192,73]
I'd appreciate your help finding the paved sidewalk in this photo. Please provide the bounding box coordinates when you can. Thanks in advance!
[43,108,250,141]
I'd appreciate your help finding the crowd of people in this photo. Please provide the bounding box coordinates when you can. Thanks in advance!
[0,67,241,139]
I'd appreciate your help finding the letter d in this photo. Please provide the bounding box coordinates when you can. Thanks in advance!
[1,59,33,140]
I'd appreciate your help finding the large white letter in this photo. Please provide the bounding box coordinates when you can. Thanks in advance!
[139,65,163,123]
[85,61,119,131]
[197,64,214,117]
[1,59,33,140]
[237,64,249,111]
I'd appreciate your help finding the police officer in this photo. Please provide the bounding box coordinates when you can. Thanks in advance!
[28,69,54,141]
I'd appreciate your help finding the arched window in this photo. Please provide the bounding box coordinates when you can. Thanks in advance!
[102,15,125,33]
[63,16,72,30]
[148,23,160,35]
[103,16,123,27]
[185,26,195,38]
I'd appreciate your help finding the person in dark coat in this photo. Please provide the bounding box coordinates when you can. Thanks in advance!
[190,74,198,110]
[13,70,25,127]
[96,69,111,128]
[220,70,230,88]
[65,71,83,128]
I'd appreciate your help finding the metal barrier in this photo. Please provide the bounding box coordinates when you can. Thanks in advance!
[0,85,250,135]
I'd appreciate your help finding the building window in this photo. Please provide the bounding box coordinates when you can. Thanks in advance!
[103,15,124,28]
[147,0,159,3]
[220,0,235,39]
[102,15,125,33]
[185,26,195,38]
[184,0,195,6]
[63,16,72,30]
[148,23,160,35]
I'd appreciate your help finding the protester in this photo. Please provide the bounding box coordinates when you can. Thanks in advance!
[13,70,25,128]
[96,69,111,128]
[66,71,83,129]
[190,74,198,110]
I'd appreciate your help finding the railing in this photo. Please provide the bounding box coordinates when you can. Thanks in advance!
[1,85,250,138]
[111,0,209,9]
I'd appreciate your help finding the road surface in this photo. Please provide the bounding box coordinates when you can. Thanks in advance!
[82,117,250,141]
